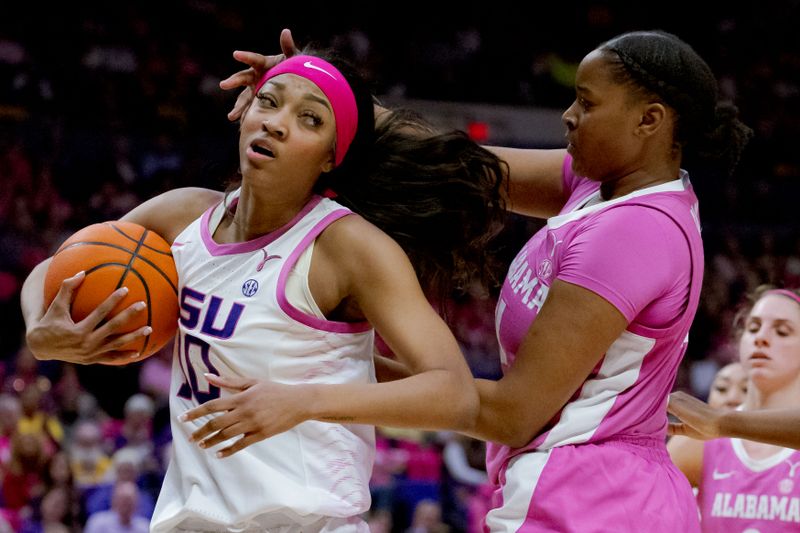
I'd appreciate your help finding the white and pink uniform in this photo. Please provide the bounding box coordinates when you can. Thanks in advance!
[151,193,374,532]
[485,155,703,532]
[698,438,800,532]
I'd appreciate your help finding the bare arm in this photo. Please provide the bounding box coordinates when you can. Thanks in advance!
[666,433,704,487]
[22,187,219,364]
[21,261,147,364]
[486,147,568,218]
[465,279,628,448]
[220,31,570,220]
[120,187,222,243]
[374,353,413,382]
[182,216,480,456]
[329,217,479,430]
[669,391,800,450]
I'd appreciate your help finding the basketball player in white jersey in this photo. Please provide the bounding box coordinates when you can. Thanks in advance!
[21,47,508,531]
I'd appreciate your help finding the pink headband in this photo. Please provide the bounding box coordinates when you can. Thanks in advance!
[765,289,800,307]
[255,55,358,167]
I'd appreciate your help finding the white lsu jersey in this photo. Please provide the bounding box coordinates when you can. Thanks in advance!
[150,193,376,532]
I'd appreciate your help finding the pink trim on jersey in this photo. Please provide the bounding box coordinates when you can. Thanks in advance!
[200,195,323,257]
[277,210,371,333]
[485,153,704,529]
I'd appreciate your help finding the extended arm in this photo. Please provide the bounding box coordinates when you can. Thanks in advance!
[669,391,800,450]
[182,215,479,456]
[21,187,219,364]
[221,31,568,220]
[466,279,628,448]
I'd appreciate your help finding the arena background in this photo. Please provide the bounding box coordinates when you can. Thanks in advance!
[1,1,798,531]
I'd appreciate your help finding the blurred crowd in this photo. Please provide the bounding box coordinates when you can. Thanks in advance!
[1,1,799,531]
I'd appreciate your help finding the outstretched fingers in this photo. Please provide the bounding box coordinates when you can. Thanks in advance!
[78,286,130,331]
[279,28,299,57]
[99,325,153,355]
[48,271,86,318]
[189,409,236,444]
[182,396,231,425]
[227,86,254,122]
[92,300,148,338]
[199,421,250,452]
[216,432,266,458]
[221,28,300,122]
[219,67,259,90]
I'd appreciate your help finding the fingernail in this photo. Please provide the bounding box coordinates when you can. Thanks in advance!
[117,287,129,296]
[130,352,140,359]
[73,270,85,278]
[216,451,224,458]
[203,373,214,379]
[199,441,207,449]
[179,413,188,422]
[142,327,153,336]
[135,301,147,310]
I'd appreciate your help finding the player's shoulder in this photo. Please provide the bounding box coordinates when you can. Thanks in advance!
[154,187,224,209]
[122,187,224,243]
[593,200,686,237]
[316,213,410,273]
[319,213,397,251]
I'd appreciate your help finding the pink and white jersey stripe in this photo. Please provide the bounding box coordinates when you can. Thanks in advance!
[151,192,375,532]
[484,155,704,531]
[698,438,800,532]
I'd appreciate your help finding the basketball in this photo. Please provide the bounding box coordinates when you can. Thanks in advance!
[43,221,179,364]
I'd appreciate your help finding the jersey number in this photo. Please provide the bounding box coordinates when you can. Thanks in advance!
[177,333,221,403]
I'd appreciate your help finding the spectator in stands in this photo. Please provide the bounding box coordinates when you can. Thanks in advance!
[0,432,47,518]
[68,420,112,492]
[83,481,149,533]
[84,447,156,519]
[0,394,21,466]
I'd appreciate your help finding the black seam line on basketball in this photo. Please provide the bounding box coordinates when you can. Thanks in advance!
[108,223,172,256]
[125,230,152,356]
[57,241,178,296]
[116,230,148,291]
[85,264,153,355]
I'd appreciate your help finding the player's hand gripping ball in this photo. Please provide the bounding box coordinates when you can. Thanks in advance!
[44,221,179,364]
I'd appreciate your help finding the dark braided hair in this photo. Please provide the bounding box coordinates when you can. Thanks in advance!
[599,30,752,177]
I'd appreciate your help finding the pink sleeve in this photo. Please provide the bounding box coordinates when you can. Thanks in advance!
[556,205,690,323]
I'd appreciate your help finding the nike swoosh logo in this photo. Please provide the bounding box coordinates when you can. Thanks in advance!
[303,61,336,79]
[712,469,737,480]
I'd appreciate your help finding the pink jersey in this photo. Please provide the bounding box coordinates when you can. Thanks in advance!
[698,438,800,532]
[484,155,703,532]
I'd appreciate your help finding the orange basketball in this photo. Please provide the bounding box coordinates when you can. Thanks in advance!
[44,221,179,364]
